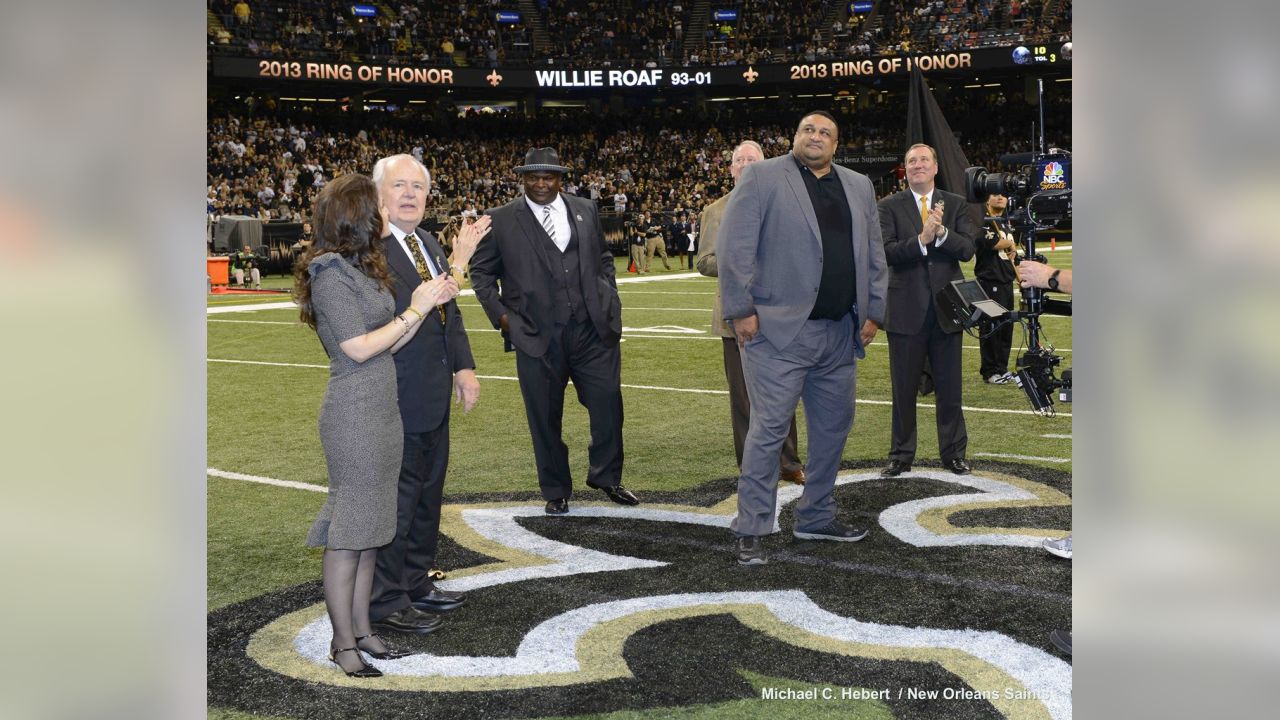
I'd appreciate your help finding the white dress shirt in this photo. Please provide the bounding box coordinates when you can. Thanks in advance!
[911,187,949,255]
[525,194,571,252]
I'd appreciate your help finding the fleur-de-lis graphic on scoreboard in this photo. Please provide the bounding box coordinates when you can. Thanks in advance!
[486,70,503,87]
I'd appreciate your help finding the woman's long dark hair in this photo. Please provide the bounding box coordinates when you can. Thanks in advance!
[292,173,393,328]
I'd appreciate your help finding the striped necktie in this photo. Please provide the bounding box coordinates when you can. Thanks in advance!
[541,205,563,251]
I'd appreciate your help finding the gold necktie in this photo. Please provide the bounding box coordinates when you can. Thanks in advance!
[405,233,432,282]
[920,195,929,226]
[405,233,447,324]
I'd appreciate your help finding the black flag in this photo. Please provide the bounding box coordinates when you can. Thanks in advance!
[905,67,984,228]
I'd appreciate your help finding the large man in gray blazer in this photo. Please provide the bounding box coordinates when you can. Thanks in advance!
[470,148,640,515]
[718,112,888,565]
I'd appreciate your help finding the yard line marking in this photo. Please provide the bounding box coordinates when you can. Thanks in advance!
[973,452,1072,463]
[208,300,297,314]
[208,319,295,325]
[616,291,716,295]
[207,273,709,315]
[1041,434,1072,439]
[203,321,1071,351]
[209,358,328,369]
[206,358,1069,416]
[208,467,326,492]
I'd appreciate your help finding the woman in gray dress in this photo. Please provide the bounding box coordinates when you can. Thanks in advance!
[293,173,460,677]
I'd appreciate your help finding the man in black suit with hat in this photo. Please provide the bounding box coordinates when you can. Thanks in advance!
[470,148,640,514]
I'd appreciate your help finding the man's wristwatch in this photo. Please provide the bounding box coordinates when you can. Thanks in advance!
[1047,269,1061,292]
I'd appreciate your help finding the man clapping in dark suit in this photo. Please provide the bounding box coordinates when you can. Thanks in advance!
[470,148,640,515]
[878,143,978,478]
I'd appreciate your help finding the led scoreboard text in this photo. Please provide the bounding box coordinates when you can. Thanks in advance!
[214,46,1064,89]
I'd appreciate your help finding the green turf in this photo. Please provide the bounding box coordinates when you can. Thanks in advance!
[207,249,1072,718]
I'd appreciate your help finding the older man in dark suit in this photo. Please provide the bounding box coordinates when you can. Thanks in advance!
[471,148,640,515]
[369,154,491,635]
[878,143,978,478]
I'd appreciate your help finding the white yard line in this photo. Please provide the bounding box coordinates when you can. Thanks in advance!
[207,467,326,492]
[972,452,1072,463]
[206,358,1070,416]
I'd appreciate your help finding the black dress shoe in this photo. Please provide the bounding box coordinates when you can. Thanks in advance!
[881,460,912,477]
[371,607,443,635]
[411,588,466,613]
[588,482,640,506]
[546,498,569,514]
[944,457,972,474]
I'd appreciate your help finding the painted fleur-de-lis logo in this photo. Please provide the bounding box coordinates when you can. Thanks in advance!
[486,70,503,87]
[743,66,759,84]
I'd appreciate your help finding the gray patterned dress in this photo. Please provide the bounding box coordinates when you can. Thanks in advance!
[304,252,402,550]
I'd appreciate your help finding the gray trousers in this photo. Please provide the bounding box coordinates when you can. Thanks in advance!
[731,315,857,537]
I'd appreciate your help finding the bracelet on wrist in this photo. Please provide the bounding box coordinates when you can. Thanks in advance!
[404,306,424,321]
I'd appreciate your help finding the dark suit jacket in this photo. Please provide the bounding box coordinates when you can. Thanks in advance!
[383,228,476,434]
[878,188,977,335]
[471,193,622,358]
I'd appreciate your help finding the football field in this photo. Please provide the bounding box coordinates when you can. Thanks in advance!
[208,249,1073,720]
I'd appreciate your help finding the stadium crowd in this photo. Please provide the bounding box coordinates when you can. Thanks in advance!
[207,90,1069,236]
[208,1,1071,67]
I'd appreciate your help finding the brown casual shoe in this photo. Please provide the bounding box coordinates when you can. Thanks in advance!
[780,468,806,485]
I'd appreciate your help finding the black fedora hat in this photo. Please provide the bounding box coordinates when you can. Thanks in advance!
[513,147,570,174]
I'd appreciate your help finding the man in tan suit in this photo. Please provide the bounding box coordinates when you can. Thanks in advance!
[696,140,805,485]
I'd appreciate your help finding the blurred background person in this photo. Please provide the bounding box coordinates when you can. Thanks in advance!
[975,194,1019,384]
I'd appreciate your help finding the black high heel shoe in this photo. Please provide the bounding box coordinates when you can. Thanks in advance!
[328,646,383,677]
[356,633,415,660]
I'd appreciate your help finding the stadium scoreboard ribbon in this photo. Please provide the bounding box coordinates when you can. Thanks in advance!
[213,45,1068,91]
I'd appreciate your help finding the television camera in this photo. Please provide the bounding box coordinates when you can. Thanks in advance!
[938,147,1073,416]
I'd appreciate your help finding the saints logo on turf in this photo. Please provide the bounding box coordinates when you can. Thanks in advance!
[209,462,1071,720]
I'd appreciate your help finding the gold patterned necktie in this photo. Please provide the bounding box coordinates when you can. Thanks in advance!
[919,195,929,226]
[405,233,432,282]
[405,233,447,324]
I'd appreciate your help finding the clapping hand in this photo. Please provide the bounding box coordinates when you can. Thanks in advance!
[451,215,492,268]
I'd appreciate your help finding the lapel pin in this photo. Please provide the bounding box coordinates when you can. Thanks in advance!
[575,214,583,222]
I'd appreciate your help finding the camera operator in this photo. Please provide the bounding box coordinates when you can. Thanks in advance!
[975,194,1019,384]
[1018,259,1072,294]
[1018,259,1073,563]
